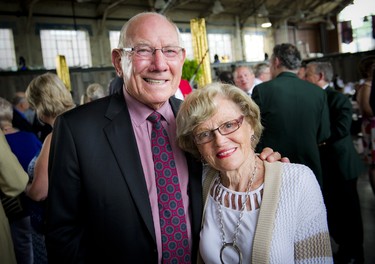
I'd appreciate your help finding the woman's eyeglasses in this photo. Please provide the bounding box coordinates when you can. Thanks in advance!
[193,116,244,145]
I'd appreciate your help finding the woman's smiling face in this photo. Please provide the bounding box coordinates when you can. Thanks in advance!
[194,96,254,172]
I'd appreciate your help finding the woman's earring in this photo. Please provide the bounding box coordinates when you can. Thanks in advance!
[201,156,208,166]
[251,135,256,142]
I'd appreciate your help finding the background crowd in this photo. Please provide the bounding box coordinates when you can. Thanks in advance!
[1,11,374,264]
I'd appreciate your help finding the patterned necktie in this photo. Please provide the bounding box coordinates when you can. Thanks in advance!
[147,111,191,263]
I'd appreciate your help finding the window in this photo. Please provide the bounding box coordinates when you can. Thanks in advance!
[243,33,265,62]
[180,33,194,60]
[40,29,92,69]
[338,0,375,53]
[0,29,17,70]
[207,33,233,63]
[109,31,120,51]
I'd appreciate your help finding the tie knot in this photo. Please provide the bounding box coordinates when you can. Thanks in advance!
[147,111,162,123]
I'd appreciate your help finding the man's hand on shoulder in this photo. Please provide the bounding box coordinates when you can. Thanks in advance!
[258,147,290,163]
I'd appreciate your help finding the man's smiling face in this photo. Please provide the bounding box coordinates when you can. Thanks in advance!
[122,14,186,110]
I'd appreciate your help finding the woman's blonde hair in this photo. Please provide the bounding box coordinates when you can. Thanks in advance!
[0,97,13,127]
[26,72,75,119]
[86,83,105,102]
[176,82,263,158]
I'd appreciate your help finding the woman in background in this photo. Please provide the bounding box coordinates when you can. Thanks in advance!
[81,83,106,104]
[0,97,41,264]
[356,55,375,195]
[25,72,75,263]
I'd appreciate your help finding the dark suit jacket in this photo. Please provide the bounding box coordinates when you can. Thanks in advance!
[12,109,52,142]
[46,90,203,263]
[12,109,33,133]
[252,72,330,185]
[320,87,364,182]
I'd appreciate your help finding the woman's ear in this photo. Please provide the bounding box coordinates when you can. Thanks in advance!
[111,49,123,77]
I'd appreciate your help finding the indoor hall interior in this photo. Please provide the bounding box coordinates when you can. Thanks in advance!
[0,0,374,263]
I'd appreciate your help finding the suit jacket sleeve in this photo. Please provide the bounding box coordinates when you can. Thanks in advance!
[328,91,352,142]
[0,130,28,197]
[317,93,331,144]
[46,115,86,263]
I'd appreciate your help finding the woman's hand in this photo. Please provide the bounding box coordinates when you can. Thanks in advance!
[258,147,290,163]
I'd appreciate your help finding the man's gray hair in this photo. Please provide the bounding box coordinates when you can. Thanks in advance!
[308,61,334,82]
[272,43,301,70]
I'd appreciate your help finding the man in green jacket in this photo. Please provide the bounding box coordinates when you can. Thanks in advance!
[252,43,331,186]
[305,61,365,264]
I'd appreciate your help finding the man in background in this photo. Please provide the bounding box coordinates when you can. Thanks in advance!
[12,92,51,142]
[305,61,364,264]
[253,62,271,85]
[252,43,331,186]
[12,92,34,132]
[233,65,255,95]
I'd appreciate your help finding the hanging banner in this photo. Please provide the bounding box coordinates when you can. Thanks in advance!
[190,18,212,88]
[340,20,353,44]
[56,55,72,91]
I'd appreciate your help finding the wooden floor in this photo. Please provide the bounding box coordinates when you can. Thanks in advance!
[357,168,375,264]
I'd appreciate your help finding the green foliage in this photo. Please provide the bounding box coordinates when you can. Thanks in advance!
[182,59,202,83]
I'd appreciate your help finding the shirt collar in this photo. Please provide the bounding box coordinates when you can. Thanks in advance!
[123,86,174,126]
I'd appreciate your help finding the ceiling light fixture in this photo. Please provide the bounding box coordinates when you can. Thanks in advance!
[326,17,335,30]
[212,0,224,15]
[154,0,166,10]
[261,22,272,28]
[257,4,269,17]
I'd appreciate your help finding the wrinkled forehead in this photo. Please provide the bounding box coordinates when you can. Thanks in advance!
[125,14,179,46]
[236,67,252,77]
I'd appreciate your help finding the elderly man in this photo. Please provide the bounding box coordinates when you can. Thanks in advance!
[11,92,34,132]
[252,43,331,186]
[305,61,364,263]
[233,65,256,95]
[46,12,283,263]
[253,62,271,85]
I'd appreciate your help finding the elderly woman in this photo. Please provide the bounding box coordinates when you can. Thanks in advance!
[176,82,333,263]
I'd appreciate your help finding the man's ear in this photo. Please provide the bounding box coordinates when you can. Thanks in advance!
[112,49,123,77]
[181,48,187,62]
[318,72,325,82]
[274,57,281,68]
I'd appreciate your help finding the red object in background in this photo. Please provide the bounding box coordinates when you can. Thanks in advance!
[179,79,193,98]
[340,20,353,44]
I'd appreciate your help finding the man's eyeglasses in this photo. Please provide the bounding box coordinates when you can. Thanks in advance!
[123,45,184,59]
[193,116,244,145]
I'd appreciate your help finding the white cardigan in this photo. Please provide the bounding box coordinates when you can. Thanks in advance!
[198,161,333,264]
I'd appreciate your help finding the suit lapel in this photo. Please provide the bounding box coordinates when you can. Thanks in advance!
[101,95,203,252]
[103,93,156,243]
